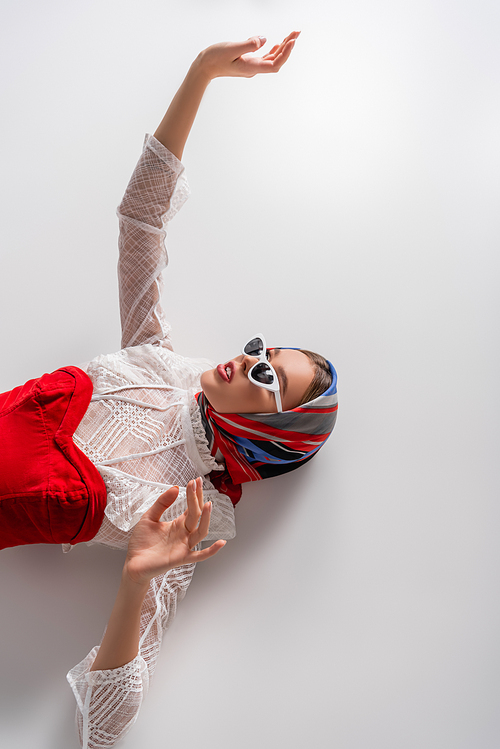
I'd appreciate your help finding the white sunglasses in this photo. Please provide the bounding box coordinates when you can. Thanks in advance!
[242,334,282,413]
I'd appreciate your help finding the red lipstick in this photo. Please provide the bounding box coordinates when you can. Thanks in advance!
[217,361,234,382]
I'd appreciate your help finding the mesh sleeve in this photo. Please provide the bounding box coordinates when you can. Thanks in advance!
[117,134,190,350]
[67,563,195,749]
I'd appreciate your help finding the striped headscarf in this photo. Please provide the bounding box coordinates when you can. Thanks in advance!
[195,357,338,505]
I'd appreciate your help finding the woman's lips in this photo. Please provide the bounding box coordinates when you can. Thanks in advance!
[217,361,234,382]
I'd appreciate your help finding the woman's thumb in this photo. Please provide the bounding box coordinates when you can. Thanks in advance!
[234,36,266,56]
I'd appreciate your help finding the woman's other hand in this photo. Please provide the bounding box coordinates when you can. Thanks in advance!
[90,479,223,673]
[197,31,301,80]
[124,479,226,586]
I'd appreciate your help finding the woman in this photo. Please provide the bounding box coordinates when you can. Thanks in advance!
[0,32,337,748]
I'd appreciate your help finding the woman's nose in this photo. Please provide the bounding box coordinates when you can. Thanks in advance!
[242,354,259,373]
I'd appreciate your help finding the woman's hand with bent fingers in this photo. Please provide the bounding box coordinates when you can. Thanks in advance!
[90,479,224,673]
[153,31,300,159]
[198,31,301,80]
[124,478,226,586]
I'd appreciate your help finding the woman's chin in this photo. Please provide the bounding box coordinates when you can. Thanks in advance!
[199,372,219,410]
[199,369,214,391]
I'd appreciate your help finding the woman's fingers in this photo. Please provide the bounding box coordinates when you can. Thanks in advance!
[201,31,300,80]
[193,476,204,513]
[146,478,214,549]
[188,500,212,547]
[268,39,296,70]
[184,479,201,533]
[230,31,299,61]
[190,539,226,563]
[146,486,180,523]
[263,31,300,58]
[243,33,299,75]
[191,476,204,515]
[263,44,280,58]
[277,31,300,49]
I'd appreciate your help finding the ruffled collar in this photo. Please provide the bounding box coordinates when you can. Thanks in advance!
[189,398,224,474]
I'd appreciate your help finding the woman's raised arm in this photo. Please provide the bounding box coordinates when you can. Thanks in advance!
[154,32,300,160]
[117,32,300,351]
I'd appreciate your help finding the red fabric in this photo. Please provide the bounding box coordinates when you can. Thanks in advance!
[0,367,107,550]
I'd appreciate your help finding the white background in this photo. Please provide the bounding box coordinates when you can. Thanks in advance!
[1,1,500,747]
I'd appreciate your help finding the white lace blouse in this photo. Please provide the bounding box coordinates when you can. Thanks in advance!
[66,134,236,749]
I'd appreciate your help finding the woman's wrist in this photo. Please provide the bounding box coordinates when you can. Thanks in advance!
[121,563,154,592]
[190,51,215,85]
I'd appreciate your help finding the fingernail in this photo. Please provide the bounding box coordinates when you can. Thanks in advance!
[259,36,266,43]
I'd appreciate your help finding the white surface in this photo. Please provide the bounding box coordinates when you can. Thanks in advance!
[1,1,500,747]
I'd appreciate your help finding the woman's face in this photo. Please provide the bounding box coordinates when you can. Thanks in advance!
[200,348,315,413]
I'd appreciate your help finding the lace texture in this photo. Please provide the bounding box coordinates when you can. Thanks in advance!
[72,345,234,541]
[117,134,190,350]
[67,134,235,748]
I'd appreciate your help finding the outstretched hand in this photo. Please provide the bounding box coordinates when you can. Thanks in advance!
[199,31,301,80]
[124,478,226,586]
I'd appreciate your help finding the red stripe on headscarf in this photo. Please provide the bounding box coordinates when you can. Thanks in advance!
[294,405,339,414]
[211,413,329,443]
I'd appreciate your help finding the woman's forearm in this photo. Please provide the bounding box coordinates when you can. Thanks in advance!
[154,55,212,161]
[90,571,149,671]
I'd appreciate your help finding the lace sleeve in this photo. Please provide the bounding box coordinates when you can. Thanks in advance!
[67,563,196,749]
[117,134,190,350]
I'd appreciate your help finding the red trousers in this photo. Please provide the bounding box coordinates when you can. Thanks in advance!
[0,366,107,550]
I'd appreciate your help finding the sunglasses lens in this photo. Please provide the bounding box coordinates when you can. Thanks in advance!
[244,337,264,357]
[251,362,274,385]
